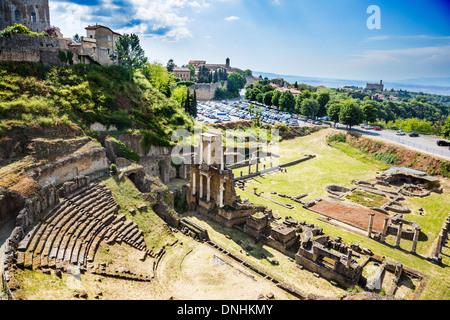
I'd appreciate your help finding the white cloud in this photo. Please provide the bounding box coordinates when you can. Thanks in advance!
[49,0,217,42]
[224,16,240,22]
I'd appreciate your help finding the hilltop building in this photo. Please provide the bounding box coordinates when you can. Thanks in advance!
[70,24,121,66]
[0,0,50,33]
[172,65,191,80]
[189,58,242,74]
[366,80,384,91]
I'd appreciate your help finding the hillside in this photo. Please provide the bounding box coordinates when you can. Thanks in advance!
[0,62,194,147]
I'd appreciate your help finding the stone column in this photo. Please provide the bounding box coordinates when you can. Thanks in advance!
[256,162,259,172]
[219,179,224,207]
[434,232,444,257]
[411,227,420,254]
[367,213,375,238]
[206,175,211,202]
[381,218,389,242]
[199,141,203,165]
[199,174,203,199]
[192,172,196,196]
[395,222,403,247]
[220,137,224,171]
[207,142,211,165]
[346,249,352,268]
[248,163,251,174]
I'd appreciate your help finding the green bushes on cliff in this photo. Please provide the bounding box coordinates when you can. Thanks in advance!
[0,62,194,146]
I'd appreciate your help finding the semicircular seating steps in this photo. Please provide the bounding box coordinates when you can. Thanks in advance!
[16,183,148,273]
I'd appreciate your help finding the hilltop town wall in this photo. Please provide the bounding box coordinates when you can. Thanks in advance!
[0,33,68,65]
[192,81,228,101]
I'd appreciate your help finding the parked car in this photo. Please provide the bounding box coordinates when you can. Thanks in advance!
[365,125,374,130]
[436,140,450,146]
[374,126,382,131]
[313,121,323,125]
[409,132,419,137]
[396,130,406,136]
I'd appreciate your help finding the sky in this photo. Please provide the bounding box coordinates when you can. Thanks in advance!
[48,0,450,83]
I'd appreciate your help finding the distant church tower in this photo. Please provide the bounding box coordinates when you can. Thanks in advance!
[225,57,230,70]
[0,0,50,33]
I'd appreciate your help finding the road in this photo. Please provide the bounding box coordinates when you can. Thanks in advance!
[337,126,450,160]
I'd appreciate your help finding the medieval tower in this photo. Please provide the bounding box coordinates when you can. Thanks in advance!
[0,0,50,33]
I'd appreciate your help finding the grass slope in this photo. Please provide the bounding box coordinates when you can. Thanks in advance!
[235,128,450,299]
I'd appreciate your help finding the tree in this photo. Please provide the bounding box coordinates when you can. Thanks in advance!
[72,33,81,43]
[263,91,274,106]
[191,90,198,118]
[244,69,253,77]
[184,64,195,79]
[300,98,319,118]
[166,59,175,72]
[362,103,378,123]
[339,100,364,129]
[110,34,148,80]
[271,91,281,107]
[442,115,450,139]
[245,88,261,101]
[184,87,191,115]
[279,91,296,113]
[317,92,330,117]
[327,101,342,125]
[143,62,177,97]
[227,72,246,94]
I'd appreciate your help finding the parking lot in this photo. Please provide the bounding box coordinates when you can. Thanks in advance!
[196,98,325,127]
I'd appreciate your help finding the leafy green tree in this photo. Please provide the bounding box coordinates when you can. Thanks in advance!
[300,98,319,118]
[441,115,450,138]
[317,92,330,117]
[327,101,342,125]
[279,91,296,113]
[256,93,264,103]
[227,72,246,94]
[143,62,177,97]
[263,91,274,106]
[166,59,175,72]
[184,64,195,78]
[245,88,261,101]
[339,100,364,129]
[271,91,281,107]
[362,103,378,123]
[244,69,253,77]
[110,34,148,80]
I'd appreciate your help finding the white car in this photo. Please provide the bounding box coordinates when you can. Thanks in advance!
[396,130,406,136]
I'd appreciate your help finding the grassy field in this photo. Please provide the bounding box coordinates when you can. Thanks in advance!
[232,128,450,300]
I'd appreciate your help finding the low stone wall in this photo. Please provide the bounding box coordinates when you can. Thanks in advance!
[28,147,110,187]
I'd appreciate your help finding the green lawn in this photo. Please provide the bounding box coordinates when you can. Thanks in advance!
[234,128,450,300]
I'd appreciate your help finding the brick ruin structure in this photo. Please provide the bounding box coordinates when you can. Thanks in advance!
[187,131,266,228]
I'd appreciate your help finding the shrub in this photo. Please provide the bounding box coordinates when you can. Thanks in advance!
[373,152,399,164]
[110,163,118,175]
[108,137,141,162]
[327,133,347,144]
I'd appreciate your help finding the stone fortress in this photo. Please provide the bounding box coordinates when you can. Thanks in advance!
[0,0,50,33]
[0,0,121,66]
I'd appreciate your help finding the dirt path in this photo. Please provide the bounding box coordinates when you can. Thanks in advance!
[156,241,294,300]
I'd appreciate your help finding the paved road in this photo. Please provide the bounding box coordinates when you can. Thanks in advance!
[337,126,450,160]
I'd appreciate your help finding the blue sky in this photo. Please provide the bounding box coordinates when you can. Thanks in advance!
[49,0,450,82]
